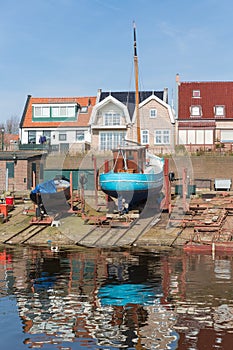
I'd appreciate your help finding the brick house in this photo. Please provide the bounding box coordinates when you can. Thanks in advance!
[19,95,96,154]
[90,89,175,154]
[177,77,233,151]
[0,151,45,193]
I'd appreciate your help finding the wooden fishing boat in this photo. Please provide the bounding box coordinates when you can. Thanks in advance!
[30,176,71,216]
[100,144,164,205]
[99,23,164,206]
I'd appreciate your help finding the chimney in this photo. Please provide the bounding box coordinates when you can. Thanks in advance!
[163,88,168,103]
[96,88,102,103]
[176,73,180,85]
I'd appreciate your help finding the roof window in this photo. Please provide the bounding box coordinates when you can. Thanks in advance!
[80,106,88,113]
[192,90,201,98]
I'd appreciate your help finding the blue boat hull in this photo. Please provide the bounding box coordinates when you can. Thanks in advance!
[99,171,163,204]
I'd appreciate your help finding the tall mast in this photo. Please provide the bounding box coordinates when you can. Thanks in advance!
[133,22,141,145]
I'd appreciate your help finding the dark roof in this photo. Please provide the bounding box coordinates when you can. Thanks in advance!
[100,91,164,119]
[0,151,46,161]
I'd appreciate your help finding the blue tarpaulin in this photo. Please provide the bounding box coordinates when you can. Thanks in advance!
[31,180,57,194]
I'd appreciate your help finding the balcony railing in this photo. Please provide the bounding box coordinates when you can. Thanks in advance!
[19,143,50,151]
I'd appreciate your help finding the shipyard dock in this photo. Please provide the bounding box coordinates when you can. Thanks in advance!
[0,190,233,252]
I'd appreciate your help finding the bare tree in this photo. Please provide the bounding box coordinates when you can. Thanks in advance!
[4,115,20,134]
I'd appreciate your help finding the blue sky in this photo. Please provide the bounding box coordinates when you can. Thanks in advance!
[1,0,233,123]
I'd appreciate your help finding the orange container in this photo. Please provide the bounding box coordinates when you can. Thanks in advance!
[0,204,8,217]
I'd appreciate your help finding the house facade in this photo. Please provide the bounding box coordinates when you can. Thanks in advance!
[177,77,233,151]
[133,92,175,154]
[90,89,175,154]
[19,95,96,154]
[0,152,45,192]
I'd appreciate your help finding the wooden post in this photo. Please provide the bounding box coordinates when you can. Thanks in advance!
[92,155,98,208]
[104,160,111,207]
[182,168,188,212]
[133,22,141,145]
[161,158,171,213]
[69,172,73,211]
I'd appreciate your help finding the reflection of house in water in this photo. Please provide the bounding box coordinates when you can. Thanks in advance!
[0,250,13,296]
[162,253,233,349]
[5,247,179,349]
[4,246,233,349]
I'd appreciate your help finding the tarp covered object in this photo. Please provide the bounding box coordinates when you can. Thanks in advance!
[31,180,57,194]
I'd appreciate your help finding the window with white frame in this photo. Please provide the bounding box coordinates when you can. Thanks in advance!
[34,106,50,117]
[80,106,88,113]
[150,109,157,118]
[190,105,202,117]
[43,130,51,143]
[100,132,125,150]
[192,90,200,98]
[141,130,149,144]
[104,113,121,126]
[28,131,36,144]
[154,130,170,145]
[214,105,225,117]
[76,131,85,142]
[51,105,75,118]
[33,104,77,118]
[59,133,67,141]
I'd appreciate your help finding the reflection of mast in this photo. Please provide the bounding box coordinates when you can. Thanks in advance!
[133,21,141,145]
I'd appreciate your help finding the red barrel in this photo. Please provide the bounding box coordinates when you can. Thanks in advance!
[5,197,14,205]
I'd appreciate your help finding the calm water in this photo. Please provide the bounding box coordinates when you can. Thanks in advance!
[1,245,233,350]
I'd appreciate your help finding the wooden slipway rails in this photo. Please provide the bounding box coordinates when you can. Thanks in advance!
[3,224,48,245]
[75,209,161,248]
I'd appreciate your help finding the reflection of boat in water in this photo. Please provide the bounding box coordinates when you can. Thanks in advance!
[184,241,233,254]
[30,175,70,215]
[98,282,161,306]
[99,23,164,206]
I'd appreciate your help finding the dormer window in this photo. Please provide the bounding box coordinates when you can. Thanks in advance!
[192,90,200,98]
[34,106,50,117]
[150,109,157,118]
[214,105,225,117]
[190,105,202,117]
[33,104,76,119]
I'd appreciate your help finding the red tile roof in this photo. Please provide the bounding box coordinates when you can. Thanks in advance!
[4,133,19,143]
[178,81,233,120]
[20,96,96,128]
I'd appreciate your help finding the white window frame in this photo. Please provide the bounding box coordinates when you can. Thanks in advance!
[141,130,149,144]
[28,130,36,144]
[34,106,50,118]
[76,131,85,142]
[104,113,121,126]
[190,105,202,117]
[99,131,125,151]
[154,130,170,145]
[150,109,157,118]
[214,105,225,117]
[80,106,88,113]
[33,104,77,118]
[59,133,67,141]
[51,105,76,118]
[192,90,201,98]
